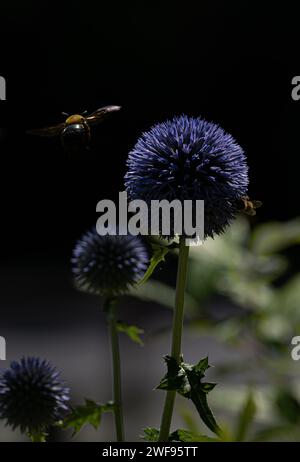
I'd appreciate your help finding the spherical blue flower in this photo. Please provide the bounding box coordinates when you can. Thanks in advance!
[0,357,70,434]
[72,229,149,296]
[125,115,249,238]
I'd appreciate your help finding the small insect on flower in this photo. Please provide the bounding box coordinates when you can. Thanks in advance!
[0,357,70,435]
[27,105,121,150]
[239,196,262,216]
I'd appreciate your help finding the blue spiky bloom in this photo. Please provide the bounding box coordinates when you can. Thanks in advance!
[72,229,149,296]
[125,115,249,238]
[0,357,70,434]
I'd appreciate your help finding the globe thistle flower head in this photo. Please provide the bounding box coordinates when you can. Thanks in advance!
[72,229,149,296]
[125,115,249,238]
[0,357,70,434]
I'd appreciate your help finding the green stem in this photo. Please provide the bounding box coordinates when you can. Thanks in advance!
[158,236,189,442]
[105,297,125,442]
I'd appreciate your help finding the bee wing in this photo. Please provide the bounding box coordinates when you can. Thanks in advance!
[246,208,257,216]
[26,123,65,137]
[252,200,262,208]
[86,105,121,125]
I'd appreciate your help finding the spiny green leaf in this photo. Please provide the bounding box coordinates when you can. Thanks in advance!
[170,429,219,442]
[116,322,144,345]
[142,427,218,442]
[156,355,189,395]
[63,399,114,435]
[157,356,221,436]
[138,245,170,286]
[194,357,210,374]
[142,427,160,441]
[200,382,217,393]
[181,358,219,435]
[234,392,256,441]
[186,380,220,436]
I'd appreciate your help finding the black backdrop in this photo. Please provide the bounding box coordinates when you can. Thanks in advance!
[0,1,299,260]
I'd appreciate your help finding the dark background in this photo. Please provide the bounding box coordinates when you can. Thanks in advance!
[0,0,300,442]
[0,0,299,261]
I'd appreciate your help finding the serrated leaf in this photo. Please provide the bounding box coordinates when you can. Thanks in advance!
[63,399,114,435]
[142,427,160,441]
[234,392,256,441]
[186,379,220,436]
[157,356,221,436]
[194,357,210,374]
[170,429,219,442]
[142,427,218,442]
[156,355,189,395]
[181,359,220,436]
[116,322,144,345]
[200,382,217,393]
[138,244,170,285]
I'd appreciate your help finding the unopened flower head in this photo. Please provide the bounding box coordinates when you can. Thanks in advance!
[0,357,70,434]
[125,115,249,238]
[72,228,149,296]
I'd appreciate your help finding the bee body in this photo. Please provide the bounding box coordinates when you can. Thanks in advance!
[65,114,86,125]
[27,105,121,150]
[239,195,262,216]
[61,123,91,150]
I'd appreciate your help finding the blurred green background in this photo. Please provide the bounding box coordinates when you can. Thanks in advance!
[132,216,300,441]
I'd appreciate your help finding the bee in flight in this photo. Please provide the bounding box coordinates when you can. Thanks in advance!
[27,105,121,150]
[239,195,262,216]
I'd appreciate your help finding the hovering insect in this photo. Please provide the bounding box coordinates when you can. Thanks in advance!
[27,105,121,150]
[239,195,262,216]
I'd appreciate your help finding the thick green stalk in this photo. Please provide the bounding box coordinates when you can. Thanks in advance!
[105,298,125,442]
[158,237,189,441]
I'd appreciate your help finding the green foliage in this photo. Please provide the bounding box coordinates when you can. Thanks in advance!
[171,429,219,442]
[251,218,300,255]
[157,356,220,435]
[138,239,173,285]
[234,392,256,441]
[142,427,218,442]
[116,322,144,345]
[63,400,114,435]
[28,431,48,442]
[133,216,300,441]
[133,217,293,315]
[275,389,300,425]
[131,279,199,313]
[253,424,299,442]
[143,427,161,441]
